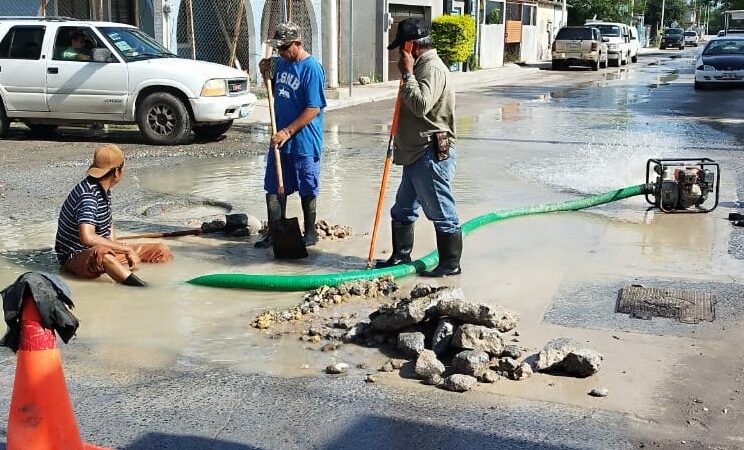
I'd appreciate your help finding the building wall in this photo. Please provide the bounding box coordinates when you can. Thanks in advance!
[520,24,538,61]
[338,0,379,84]
[479,24,504,68]
[536,3,564,60]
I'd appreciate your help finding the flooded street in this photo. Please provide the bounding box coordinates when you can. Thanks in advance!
[1,49,743,449]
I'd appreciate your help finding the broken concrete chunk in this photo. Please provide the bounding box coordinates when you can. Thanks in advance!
[369,296,439,332]
[326,363,349,375]
[409,282,444,299]
[500,344,523,360]
[414,349,446,379]
[443,374,477,392]
[496,357,519,373]
[561,349,603,377]
[437,297,518,332]
[431,318,458,357]
[535,337,581,371]
[452,350,490,378]
[479,370,501,384]
[397,332,426,358]
[452,324,504,355]
[589,387,609,397]
[513,362,533,381]
[423,374,444,386]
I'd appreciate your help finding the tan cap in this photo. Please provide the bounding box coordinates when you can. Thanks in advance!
[87,144,124,178]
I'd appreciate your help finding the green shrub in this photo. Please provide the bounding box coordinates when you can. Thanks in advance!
[487,9,501,24]
[431,15,476,67]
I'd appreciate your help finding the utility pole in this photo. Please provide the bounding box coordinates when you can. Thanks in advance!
[660,0,666,37]
[349,0,354,97]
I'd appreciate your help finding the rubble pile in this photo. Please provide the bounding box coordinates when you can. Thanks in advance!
[315,220,353,240]
[336,283,604,392]
[252,276,398,329]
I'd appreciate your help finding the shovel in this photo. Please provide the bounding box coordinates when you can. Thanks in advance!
[264,67,307,260]
[118,214,249,240]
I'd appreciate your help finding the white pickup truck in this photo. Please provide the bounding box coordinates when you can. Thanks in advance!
[0,17,257,145]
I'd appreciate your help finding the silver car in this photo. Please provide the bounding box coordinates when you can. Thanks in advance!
[552,26,609,71]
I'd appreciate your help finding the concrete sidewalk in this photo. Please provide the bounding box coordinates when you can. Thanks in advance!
[237,63,539,128]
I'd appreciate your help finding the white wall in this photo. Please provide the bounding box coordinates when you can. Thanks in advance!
[520,25,539,62]
[479,24,504,68]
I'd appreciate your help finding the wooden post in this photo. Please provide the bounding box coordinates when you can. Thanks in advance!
[39,0,46,16]
[228,6,245,67]
[187,0,196,59]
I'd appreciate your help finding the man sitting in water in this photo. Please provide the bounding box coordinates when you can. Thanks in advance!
[55,144,172,286]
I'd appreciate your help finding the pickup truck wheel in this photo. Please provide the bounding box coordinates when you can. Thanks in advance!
[0,103,9,138]
[193,121,233,141]
[592,57,600,71]
[631,54,638,63]
[137,92,191,145]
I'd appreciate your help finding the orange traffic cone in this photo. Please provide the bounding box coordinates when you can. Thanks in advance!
[7,296,110,450]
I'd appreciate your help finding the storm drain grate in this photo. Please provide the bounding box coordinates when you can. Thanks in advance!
[616,285,716,324]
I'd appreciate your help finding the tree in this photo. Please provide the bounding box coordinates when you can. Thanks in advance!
[567,0,632,25]
[431,15,476,67]
[644,0,688,30]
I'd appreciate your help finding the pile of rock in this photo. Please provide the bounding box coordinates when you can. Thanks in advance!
[341,283,603,392]
[252,277,398,329]
[315,220,353,240]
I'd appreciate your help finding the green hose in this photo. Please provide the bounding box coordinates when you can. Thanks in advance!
[187,184,648,291]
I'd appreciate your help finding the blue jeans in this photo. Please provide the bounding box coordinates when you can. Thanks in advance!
[391,147,459,233]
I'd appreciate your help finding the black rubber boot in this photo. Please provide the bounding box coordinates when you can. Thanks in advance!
[123,273,147,287]
[301,195,318,246]
[375,221,415,268]
[254,193,284,248]
[420,229,462,277]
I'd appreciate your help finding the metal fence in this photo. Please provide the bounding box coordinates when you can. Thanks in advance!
[261,0,314,54]
[176,0,252,69]
[42,0,93,19]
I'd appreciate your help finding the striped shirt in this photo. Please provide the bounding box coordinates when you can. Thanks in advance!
[55,177,112,264]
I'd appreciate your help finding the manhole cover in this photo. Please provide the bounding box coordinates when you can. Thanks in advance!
[616,285,716,324]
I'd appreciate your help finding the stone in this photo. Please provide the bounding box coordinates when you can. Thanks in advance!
[414,350,446,379]
[500,344,523,360]
[409,282,443,299]
[452,350,490,378]
[423,374,443,386]
[431,318,458,357]
[326,363,349,375]
[379,361,395,373]
[589,387,609,397]
[390,359,405,370]
[452,324,504,356]
[308,335,321,344]
[561,349,603,377]
[342,322,369,344]
[333,317,356,330]
[535,338,581,371]
[443,374,477,392]
[496,357,519,373]
[358,75,371,85]
[321,342,341,352]
[437,297,518,332]
[480,370,500,384]
[365,374,377,383]
[356,362,368,369]
[397,332,426,358]
[513,362,533,381]
[369,296,439,332]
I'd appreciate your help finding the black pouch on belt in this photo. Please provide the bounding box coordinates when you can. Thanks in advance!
[434,131,450,161]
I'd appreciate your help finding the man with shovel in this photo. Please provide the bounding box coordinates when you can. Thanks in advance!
[255,22,327,250]
[55,144,172,287]
[376,18,462,277]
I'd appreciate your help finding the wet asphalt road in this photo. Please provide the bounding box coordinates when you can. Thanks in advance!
[1,46,743,450]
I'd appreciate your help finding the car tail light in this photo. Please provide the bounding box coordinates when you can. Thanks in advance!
[552,40,556,51]
[591,42,598,51]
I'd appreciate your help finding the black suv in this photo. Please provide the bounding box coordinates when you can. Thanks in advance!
[660,28,685,50]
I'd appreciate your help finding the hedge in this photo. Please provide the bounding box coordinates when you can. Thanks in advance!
[431,15,476,67]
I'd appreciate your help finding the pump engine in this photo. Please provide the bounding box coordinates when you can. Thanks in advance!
[646,158,719,213]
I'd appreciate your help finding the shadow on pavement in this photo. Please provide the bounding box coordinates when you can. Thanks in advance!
[121,433,262,450]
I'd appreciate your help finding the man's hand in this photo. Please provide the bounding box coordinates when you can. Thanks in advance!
[125,248,141,271]
[270,129,291,149]
[398,46,414,76]
[259,58,271,78]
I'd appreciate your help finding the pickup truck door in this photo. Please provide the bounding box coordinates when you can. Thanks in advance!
[0,25,50,112]
[45,26,128,117]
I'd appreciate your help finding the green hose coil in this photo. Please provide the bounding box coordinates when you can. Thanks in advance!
[187,184,648,291]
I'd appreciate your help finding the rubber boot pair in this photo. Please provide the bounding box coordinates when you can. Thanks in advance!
[376,221,462,277]
[254,193,318,248]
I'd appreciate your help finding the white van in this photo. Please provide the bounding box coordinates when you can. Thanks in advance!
[0,17,257,145]
[585,21,634,66]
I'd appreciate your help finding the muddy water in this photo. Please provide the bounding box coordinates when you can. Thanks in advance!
[1,56,741,392]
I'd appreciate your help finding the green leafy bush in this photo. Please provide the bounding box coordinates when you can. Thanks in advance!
[431,15,476,67]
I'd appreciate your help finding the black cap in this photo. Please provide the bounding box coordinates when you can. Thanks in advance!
[387,18,429,50]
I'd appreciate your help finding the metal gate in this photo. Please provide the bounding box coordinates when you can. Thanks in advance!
[42,0,93,19]
[261,0,313,54]
[176,0,252,69]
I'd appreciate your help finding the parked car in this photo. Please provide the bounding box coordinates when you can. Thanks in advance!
[684,31,700,46]
[660,28,685,50]
[717,30,727,37]
[0,18,257,145]
[627,25,640,62]
[694,36,744,89]
[585,21,631,66]
[551,26,608,71]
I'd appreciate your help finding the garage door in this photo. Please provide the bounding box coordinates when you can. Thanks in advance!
[388,5,426,81]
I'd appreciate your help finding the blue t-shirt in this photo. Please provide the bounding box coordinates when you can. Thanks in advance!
[273,55,326,158]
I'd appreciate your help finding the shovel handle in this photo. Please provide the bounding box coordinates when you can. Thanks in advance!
[118,228,204,240]
[265,74,285,196]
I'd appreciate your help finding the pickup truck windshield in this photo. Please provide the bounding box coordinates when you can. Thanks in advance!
[99,27,175,61]
[664,29,684,36]
[594,25,620,37]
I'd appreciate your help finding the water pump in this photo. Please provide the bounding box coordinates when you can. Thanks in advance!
[645,158,719,213]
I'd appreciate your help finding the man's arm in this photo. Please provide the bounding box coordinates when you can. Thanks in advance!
[271,107,320,148]
[400,66,446,118]
[78,224,140,269]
